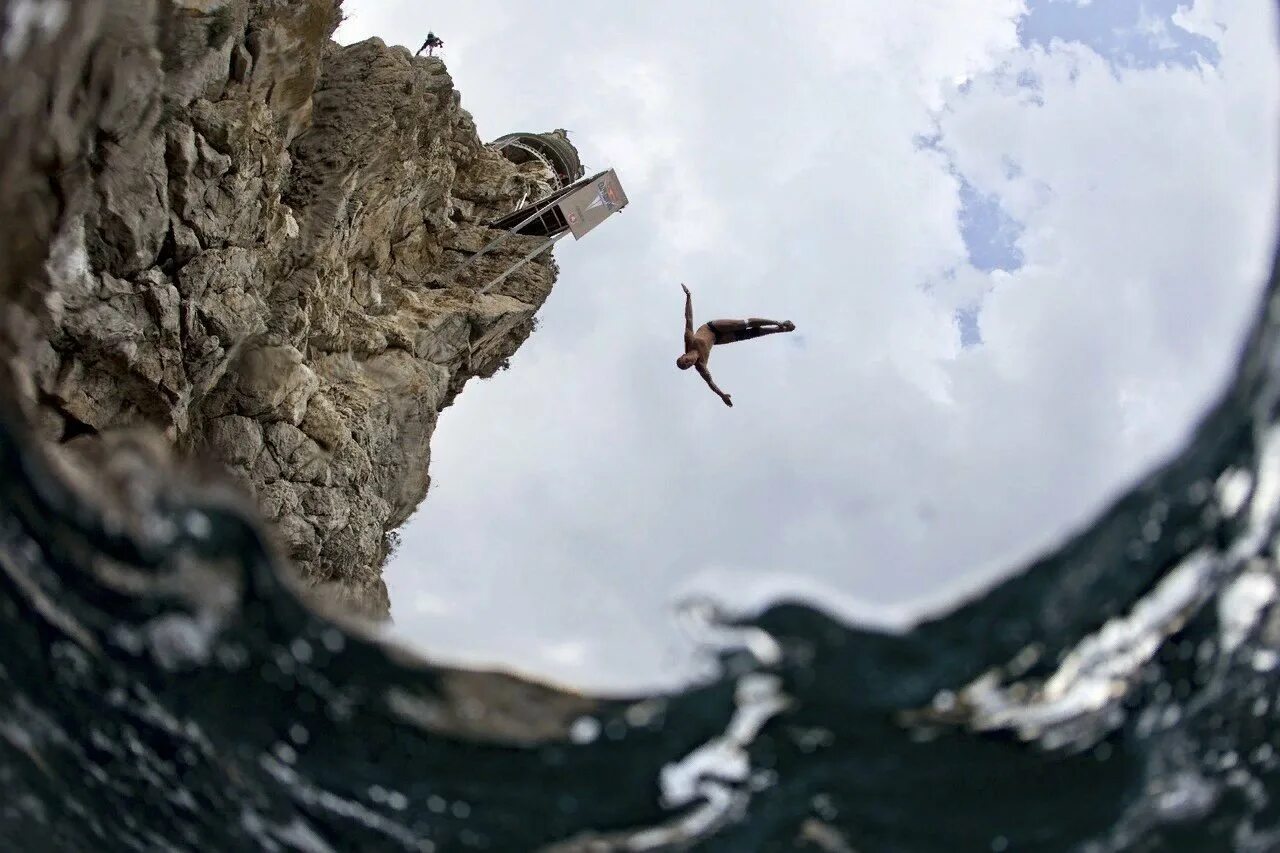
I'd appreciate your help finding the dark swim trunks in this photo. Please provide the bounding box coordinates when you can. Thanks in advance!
[707,321,735,344]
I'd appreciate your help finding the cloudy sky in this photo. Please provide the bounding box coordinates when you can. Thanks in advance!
[335,0,1280,693]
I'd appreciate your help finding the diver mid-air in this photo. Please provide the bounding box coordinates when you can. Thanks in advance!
[676,283,795,407]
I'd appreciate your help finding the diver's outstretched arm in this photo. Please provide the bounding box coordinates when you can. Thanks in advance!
[696,364,732,407]
[682,284,694,332]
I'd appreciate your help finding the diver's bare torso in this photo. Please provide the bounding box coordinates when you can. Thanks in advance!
[685,326,715,364]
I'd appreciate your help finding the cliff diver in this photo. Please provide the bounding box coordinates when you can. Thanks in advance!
[416,32,444,56]
[677,283,795,407]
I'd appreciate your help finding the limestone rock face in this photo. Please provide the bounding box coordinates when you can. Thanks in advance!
[0,0,571,617]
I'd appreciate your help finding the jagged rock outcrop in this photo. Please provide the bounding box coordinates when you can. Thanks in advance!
[0,0,570,617]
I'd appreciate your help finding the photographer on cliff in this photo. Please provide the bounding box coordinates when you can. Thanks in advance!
[415,32,444,57]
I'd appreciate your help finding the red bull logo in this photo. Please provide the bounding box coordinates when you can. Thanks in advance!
[585,178,622,212]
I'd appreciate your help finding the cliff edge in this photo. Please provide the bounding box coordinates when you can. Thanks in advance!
[0,0,569,617]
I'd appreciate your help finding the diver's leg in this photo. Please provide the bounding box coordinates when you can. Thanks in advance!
[733,321,795,342]
[712,319,795,344]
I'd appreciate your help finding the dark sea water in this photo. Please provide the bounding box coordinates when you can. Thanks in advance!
[3,238,1280,852]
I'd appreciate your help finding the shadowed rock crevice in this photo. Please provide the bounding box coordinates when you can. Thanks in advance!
[0,0,575,618]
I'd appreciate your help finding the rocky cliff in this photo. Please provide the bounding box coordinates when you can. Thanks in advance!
[0,0,570,617]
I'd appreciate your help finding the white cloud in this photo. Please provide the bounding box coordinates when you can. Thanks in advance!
[335,0,1279,692]
[1172,0,1230,42]
[798,1,1027,107]
[941,0,1278,457]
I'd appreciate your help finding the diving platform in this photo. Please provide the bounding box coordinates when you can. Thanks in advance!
[450,170,630,294]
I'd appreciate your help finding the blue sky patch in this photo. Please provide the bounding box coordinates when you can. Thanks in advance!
[1019,0,1220,70]
[958,179,1025,273]
[955,305,983,348]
